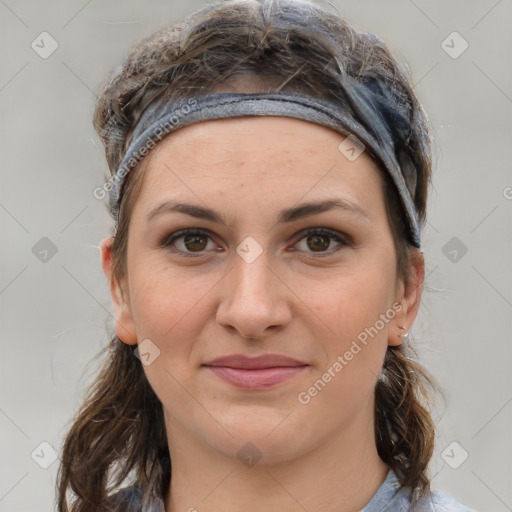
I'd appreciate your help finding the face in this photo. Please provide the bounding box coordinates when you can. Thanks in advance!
[101,116,423,464]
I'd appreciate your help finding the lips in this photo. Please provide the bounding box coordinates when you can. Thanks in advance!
[202,354,309,389]
[203,354,308,369]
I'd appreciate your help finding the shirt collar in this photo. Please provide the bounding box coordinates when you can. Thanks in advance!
[359,469,403,512]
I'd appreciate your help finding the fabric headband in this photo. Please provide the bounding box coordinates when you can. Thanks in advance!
[108,90,421,248]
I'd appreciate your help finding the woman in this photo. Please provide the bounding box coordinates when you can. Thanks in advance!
[57,0,475,510]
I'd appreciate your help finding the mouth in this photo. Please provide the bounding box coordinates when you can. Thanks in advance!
[202,354,309,389]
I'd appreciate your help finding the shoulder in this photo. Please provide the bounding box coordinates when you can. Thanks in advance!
[381,478,476,512]
[393,487,476,512]
[361,471,475,512]
[109,485,143,512]
[425,489,476,512]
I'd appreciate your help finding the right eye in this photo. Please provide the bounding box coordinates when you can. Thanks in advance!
[161,228,220,257]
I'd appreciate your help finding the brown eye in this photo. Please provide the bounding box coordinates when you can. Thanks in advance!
[294,228,349,256]
[306,233,331,252]
[182,234,208,252]
[162,229,216,257]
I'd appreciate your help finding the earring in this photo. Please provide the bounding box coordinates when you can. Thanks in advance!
[398,325,409,339]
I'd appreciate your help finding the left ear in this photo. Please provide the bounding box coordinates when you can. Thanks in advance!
[99,236,138,346]
[388,248,425,347]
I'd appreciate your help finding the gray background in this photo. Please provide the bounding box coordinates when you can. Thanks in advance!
[1,0,511,510]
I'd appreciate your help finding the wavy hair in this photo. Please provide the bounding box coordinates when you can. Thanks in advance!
[57,1,436,510]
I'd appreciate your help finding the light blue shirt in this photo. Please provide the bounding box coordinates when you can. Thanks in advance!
[111,469,475,511]
[360,470,475,511]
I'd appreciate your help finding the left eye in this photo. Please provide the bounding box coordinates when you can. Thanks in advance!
[293,228,349,255]
[161,228,348,257]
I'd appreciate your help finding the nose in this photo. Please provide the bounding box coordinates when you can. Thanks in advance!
[216,249,292,340]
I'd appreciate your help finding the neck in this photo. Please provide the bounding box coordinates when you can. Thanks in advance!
[163,408,389,512]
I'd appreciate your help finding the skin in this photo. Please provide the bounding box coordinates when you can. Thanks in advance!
[100,116,424,512]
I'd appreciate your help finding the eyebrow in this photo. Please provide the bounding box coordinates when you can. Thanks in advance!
[146,198,368,226]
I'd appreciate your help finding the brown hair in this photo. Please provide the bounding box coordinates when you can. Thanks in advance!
[57,0,436,509]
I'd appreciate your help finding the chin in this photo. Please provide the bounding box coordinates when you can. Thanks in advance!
[201,405,313,465]
[210,433,302,467]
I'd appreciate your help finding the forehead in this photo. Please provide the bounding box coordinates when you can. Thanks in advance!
[131,116,386,215]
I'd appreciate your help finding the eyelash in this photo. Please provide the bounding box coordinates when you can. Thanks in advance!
[161,227,350,258]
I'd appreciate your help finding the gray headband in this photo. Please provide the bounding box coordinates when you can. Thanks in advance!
[108,90,421,247]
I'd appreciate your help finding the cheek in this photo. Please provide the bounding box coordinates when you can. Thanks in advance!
[305,258,396,385]
[310,267,396,340]
[127,261,239,391]
[297,276,393,426]
[129,268,215,405]
[127,263,211,351]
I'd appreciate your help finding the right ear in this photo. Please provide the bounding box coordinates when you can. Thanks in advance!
[100,237,138,345]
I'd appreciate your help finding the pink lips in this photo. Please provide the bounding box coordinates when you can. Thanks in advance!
[202,354,309,389]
